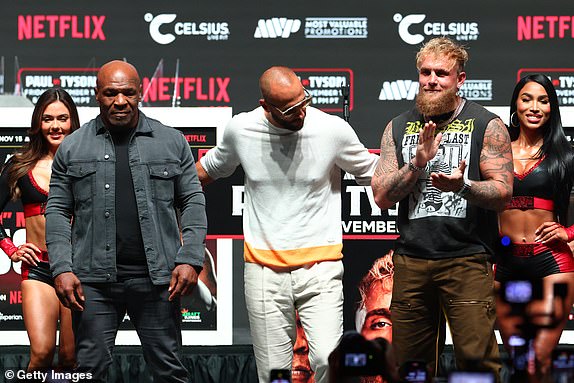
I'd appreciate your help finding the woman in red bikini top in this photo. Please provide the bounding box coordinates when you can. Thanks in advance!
[0,88,80,371]
[496,74,574,381]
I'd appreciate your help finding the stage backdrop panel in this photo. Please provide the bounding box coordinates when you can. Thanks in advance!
[0,107,234,346]
[0,0,574,347]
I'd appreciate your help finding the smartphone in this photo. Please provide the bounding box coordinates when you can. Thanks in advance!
[269,369,291,383]
[552,348,574,383]
[501,279,542,304]
[402,360,427,383]
[448,371,495,383]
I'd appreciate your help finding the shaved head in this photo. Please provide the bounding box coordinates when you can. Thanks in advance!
[96,60,140,89]
[95,60,142,129]
[259,66,308,131]
[259,66,301,105]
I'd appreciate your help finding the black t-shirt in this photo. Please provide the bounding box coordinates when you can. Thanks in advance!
[109,127,148,278]
[391,99,499,259]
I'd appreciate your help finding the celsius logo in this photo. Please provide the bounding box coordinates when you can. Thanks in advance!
[254,18,301,38]
[394,13,479,45]
[144,13,229,45]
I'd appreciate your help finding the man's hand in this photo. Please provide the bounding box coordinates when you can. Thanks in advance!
[431,159,466,192]
[168,264,199,301]
[414,121,443,168]
[54,272,85,311]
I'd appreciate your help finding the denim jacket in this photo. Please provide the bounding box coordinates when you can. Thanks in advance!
[46,112,207,285]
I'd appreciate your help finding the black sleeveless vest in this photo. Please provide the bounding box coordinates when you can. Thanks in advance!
[391,99,499,259]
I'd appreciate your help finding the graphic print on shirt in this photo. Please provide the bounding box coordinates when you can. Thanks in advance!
[401,118,475,219]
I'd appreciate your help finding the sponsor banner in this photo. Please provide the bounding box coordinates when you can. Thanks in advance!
[144,13,230,44]
[342,239,394,333]
[0,128,30,331]
[141,75,231,106]
[394,13,479,45]
[17,14,106,41]
[294,68,353,112]
[0,107,233,344]
[118,239,218,331]
[254,18,301,38]
[458,80,493,101]
[304,17,368,39]
[204,149,399,239]
[517,68,574,106]
[378,79,493,102]
[254,17,367,39]
[179,127,217,161]
[517,15,574,41]
[17,67,99,106]
[17,66,233,108]
[379,80,418,101]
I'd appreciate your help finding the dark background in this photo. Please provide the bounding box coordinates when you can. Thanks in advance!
[0,0,573,345]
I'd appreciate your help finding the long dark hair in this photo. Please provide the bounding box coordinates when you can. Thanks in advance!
[509,73,574,224]
[7,87,80,199]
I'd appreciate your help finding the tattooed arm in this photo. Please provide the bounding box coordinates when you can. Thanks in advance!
[464,117,513,211]
[371,120,442,209]
[466,117,513,210]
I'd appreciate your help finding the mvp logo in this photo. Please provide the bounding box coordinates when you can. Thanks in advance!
[254,18,301,38]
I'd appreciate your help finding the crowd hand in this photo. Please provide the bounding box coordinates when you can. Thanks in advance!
[54,272,85,311]
[535,222,568,244]
[168,264,199,301]
[431,160,466,192]
[414,120,443,169]
[10,242,42,266]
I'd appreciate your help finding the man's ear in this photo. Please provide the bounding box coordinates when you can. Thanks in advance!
[457,71,466,90]
[138,83,143,103]
[259,99,269,112]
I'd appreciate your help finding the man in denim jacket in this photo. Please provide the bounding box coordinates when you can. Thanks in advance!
[45,60,207,382]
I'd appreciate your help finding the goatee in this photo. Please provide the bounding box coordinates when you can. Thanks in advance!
[416,86,458,118]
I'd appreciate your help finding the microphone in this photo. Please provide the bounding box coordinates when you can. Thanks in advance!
[341,84,350,122]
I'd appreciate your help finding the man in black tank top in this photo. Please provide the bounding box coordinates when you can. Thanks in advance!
[371,37,513,380]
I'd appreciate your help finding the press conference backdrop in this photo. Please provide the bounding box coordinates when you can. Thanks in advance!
[0,0,574,345]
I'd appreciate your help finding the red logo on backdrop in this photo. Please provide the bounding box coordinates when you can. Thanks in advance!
[141,77,231,105]
[517,16,574,41]
[17,67,99,106]
[293,68,353,113]
[517,68,574,105]
[18,15,106,40]
[9,290,21,305]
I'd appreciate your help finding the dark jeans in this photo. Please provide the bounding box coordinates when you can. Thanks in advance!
[72,277,188,383]
[391,253,501,379]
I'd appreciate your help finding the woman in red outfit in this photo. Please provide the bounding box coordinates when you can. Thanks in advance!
[0,88,80,370]
[496,74,574,381]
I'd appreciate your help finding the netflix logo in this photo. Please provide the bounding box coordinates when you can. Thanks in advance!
[142,77,230,104]
[18,15,106,40]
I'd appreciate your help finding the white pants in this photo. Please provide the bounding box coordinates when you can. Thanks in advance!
[244,260,344,383]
